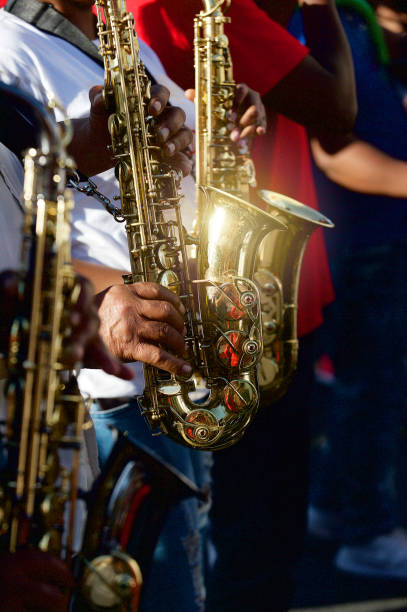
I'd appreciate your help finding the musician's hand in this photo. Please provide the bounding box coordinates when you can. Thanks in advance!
[184,84,266,144]
[0,549,73,612]
[94,282,193,377]
[149,84,193,177]
[230,83,267,142]
[67,276,133,380]
[68,85,113,177]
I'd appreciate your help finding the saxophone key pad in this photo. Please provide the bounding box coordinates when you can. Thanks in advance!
[182,410,220,447]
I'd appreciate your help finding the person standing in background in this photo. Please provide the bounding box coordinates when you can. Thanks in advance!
[293,0,407,579]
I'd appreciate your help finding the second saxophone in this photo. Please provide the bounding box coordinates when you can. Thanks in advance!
[194,0,334,402]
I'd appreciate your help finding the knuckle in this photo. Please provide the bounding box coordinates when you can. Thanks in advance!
[145,282,161,299]
[159,322,170,340]
[109,283,125,299]
[181,127,192,145]
[160,300,172,317]
[160,85,170,98]
[174,106,186,123]
[120,303,136,323]
[150,345,164,365]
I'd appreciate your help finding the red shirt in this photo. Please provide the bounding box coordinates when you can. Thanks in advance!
[129,0,334,336]
[252,115,335,336]
[128,0,308,93]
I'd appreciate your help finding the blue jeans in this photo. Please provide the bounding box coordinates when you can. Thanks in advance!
[90,400,212,612]
[311,239,407,544]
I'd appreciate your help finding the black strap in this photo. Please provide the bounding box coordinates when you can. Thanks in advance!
[6,0,104,67]
[5,0,156,83]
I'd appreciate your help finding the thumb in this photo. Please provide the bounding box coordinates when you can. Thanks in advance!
[88,85,106,117]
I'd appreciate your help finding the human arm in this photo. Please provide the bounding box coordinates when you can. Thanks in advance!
[260,0,357,133]
[311,135,407,197]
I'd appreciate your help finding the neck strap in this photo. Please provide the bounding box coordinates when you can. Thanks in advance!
[6,0,104,67]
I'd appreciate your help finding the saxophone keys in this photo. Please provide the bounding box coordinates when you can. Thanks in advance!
[223,378,258,412]
[182,409,220,446]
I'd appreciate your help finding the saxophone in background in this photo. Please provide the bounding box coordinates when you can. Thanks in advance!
[95,0,283,450]
[194,0,334,402]
[0,83,199,612]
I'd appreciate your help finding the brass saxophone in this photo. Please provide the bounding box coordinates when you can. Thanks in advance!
[0,83,199,611]
[1,84,86,560]
[194,0,334,402]
[95,0,283,450]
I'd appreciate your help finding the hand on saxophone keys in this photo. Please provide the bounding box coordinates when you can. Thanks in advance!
[229,82,267,142]
[94,282,192,378]
[185,82,267,144]
[150,84,194,176]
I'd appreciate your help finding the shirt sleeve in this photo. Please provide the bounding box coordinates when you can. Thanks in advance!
[227,0,309,96]
[129,0,309,95]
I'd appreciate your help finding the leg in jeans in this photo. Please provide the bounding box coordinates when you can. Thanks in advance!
[90,401,212,612]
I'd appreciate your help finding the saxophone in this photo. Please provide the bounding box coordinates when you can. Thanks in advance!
[0,82,199,611]
[95,0,283,450]
[1,83,86,560]
[194,0,334,401]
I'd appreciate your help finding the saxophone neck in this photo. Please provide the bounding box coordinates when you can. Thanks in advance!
[201,0,231,17]
[194,0,256,199]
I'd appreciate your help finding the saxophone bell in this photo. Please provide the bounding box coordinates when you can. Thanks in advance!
[149,185,285,450]
[195,0,335,403]
[255,189,334,400]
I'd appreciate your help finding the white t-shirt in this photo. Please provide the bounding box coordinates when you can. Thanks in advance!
[0,9,197,399]
[0,142,24,272]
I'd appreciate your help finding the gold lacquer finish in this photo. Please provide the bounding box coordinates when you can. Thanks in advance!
[194,0,334,401]
[194,0,256,207]
[255,190,334,400]
[0,84,140,611]
[95,0,283,450]
[2,88,82,559]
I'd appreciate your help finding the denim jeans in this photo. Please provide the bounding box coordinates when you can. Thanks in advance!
[311,239,407,544]
[90,400,212,612]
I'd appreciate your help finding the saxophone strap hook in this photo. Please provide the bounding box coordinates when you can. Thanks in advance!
[67,172,125,222]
